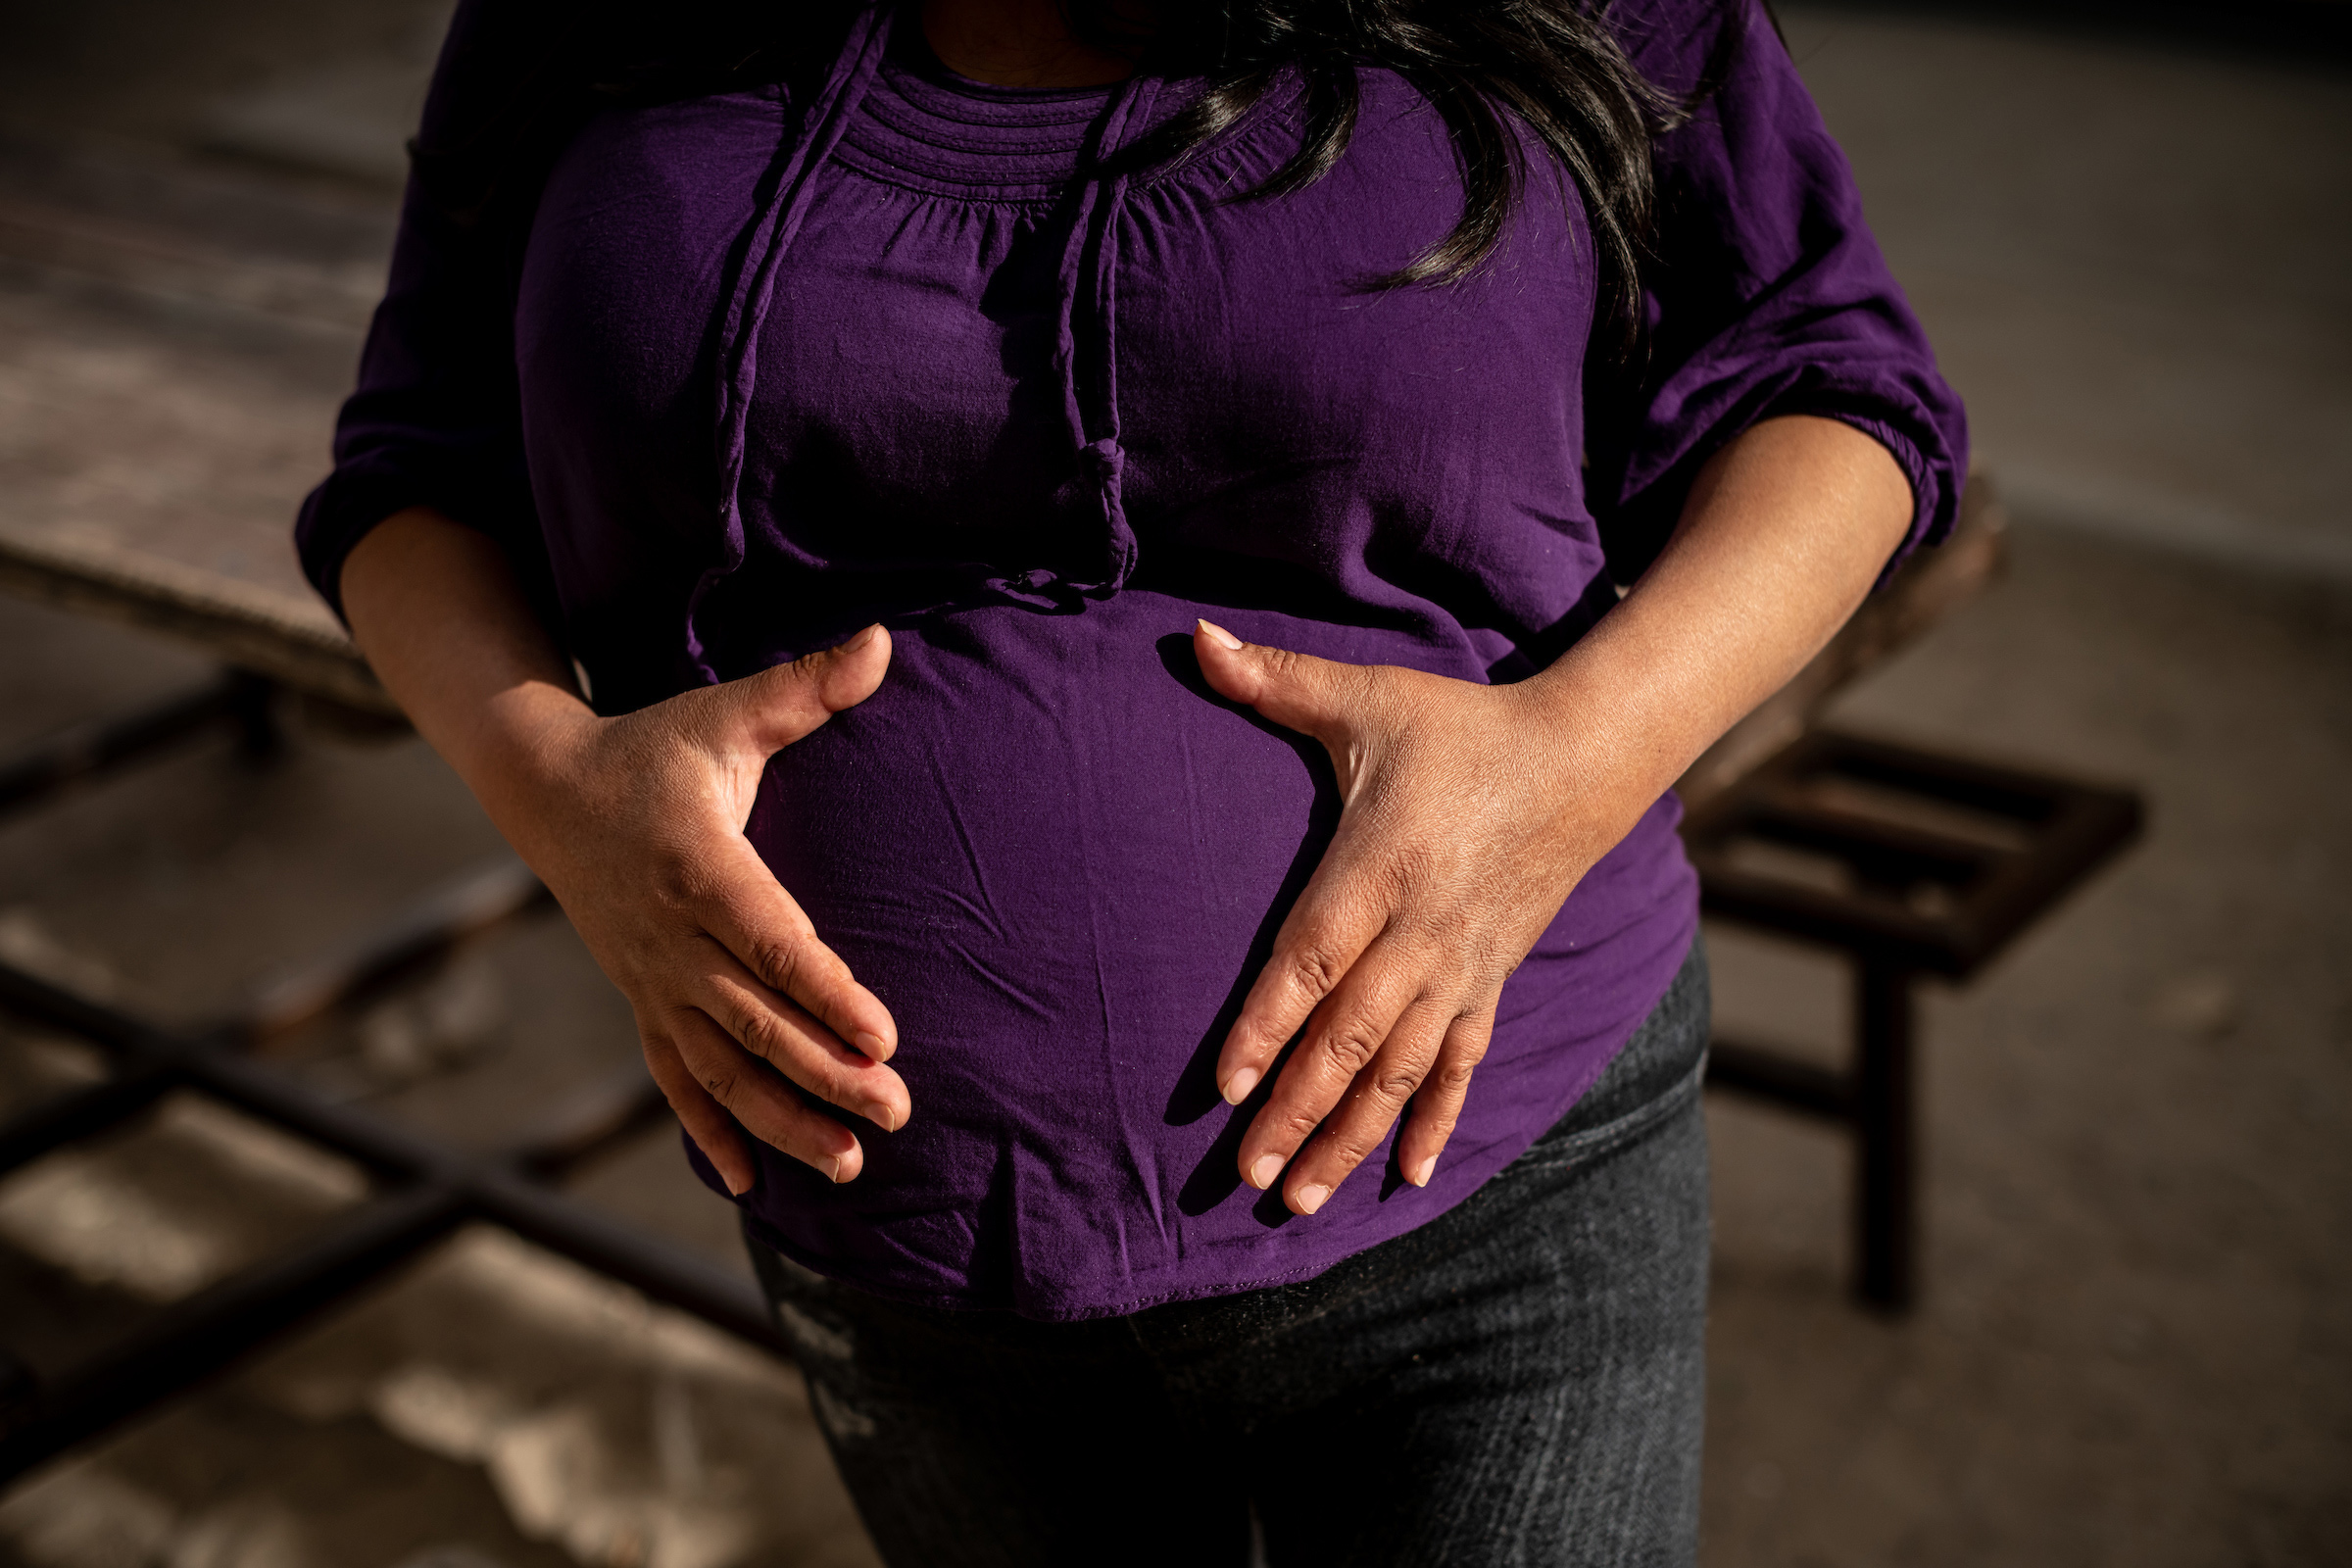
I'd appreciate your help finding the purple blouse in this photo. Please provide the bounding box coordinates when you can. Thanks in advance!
[300,0,1964,1319]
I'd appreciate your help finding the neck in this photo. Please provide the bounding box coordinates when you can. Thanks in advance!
[921,0,1143,88]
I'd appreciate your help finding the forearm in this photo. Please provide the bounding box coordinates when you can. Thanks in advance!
[337,506,593,851]
[1193,414,1912,1201]
[339,509,906,1185]
[1527,415,1915,849]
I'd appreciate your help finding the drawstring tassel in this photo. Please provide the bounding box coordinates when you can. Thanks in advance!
[690,3,1159,642]
[1037,73,1155,599]
[688,5,894,677]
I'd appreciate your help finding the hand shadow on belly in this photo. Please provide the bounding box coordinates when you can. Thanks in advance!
[1152,632,1344,1226]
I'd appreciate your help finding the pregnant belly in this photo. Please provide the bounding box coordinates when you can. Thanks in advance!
[730,589,1698,1310]
[748,591,1351,1121]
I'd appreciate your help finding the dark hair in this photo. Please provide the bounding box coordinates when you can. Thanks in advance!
[416,0,1748,355]
[1098,1,1746,347]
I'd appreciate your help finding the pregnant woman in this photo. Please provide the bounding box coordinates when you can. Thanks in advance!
[301,0,1963,1559]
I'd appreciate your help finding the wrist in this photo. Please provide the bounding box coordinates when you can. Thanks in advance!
[458,679,605,851]
[1509,660,1686,854]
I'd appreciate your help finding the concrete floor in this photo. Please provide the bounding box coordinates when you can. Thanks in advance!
[0,3,2347,1565]
[1704,529,2352,1565]
[1784,3,2352,580]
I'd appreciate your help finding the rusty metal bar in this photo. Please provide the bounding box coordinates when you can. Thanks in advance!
[0,675,248,821]
[471,1174,778,1349]
[227,857,553,1047]
[1690,729,2142,1310]
[0,843,774,1484]
[1687,729,2143,978]
[1704,1040,1851,1120]
[0,1065,177,1179]
[0,1185,464,1479]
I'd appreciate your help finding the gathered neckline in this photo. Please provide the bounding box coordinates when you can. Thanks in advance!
[825,6,1303,207]
[823,6,1122,202]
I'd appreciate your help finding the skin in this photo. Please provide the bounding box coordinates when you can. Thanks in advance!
[340,520,907,1190]
[923,0,1142,87]
[1194,415,1910,1211]
[339,0,1914,1214]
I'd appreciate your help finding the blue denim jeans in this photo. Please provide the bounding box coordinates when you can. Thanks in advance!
[747,940,1710,1568]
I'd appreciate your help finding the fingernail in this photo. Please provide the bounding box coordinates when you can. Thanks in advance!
[1196,618,1244,652]
[844,623,880,652]
[827,1154,851,1184]
[1220,1066,1260,1105]
[1249,1152,1285,1190]
[854,1029,892,1059]
[1409,1156,1436,1188]
[1294,1183,1331,1215]
[862,1101,900,1132]
[723,1169,750,1198]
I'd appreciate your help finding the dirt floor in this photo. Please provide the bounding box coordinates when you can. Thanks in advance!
[0,2,2346,1565]
[1704,529,2352,1566]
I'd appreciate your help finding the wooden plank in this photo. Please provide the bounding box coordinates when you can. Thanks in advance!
[0,135,397,717]
[0,531,389,713]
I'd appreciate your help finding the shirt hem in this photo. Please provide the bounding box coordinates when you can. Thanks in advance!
[719,907,1699,1324]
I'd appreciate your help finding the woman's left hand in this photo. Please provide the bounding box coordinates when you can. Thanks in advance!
[1190,618,1613,1215]
[1187,420,1915,1215]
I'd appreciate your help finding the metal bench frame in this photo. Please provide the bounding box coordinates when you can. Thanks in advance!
[0,678,780,1482]
[1687,727,2142,1309]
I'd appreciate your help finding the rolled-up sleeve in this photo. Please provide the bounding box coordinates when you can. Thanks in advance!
[1588,0,1969,583]
[294,0,559,623]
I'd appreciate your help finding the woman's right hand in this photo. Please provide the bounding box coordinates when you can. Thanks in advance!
[485,625,908,1193]
[340,513,906,1194]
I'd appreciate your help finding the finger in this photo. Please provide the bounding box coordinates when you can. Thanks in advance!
[721,623,894,754]
[701,839,901,1061]
[1236,940,1420,1197]
[1395,1009,1495,1189]
[695,956,910,1132]
[640,1033,755,1195]
[1213,872,1386,1105]
[1191,620,1378,745]
[1280,996,1455,1214]
[666,1006,864,1182]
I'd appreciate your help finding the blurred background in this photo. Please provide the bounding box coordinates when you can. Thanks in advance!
[0,2,2344,1565]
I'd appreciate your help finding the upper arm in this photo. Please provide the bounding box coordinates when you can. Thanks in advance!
[1586,0,1969,585]
[295,0,577,624]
